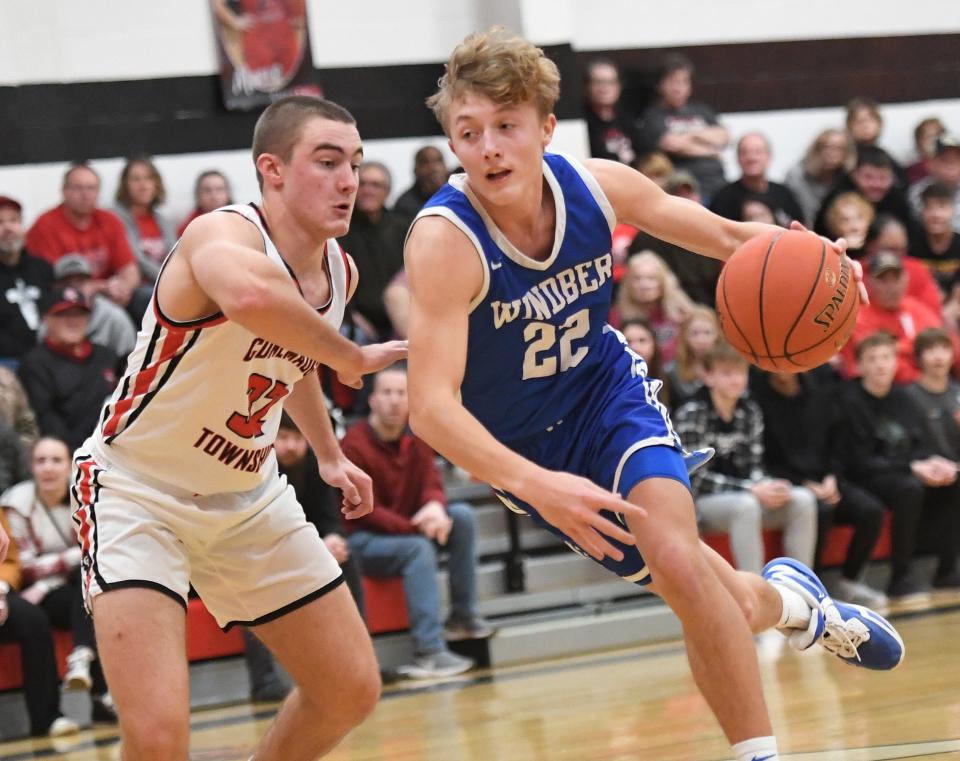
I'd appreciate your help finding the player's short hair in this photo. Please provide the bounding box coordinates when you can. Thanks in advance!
[427,27,561,134]
[913,327,953,362]
[920,181,956,206]
[854,330,896,361]
[252,96,356,189]
[115,156,166,208]
[703,340,748,371]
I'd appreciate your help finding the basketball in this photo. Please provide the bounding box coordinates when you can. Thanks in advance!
[715,229,860,372]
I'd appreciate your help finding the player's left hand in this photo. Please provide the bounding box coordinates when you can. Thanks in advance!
[789,220,869,306]
[318,456,374,519]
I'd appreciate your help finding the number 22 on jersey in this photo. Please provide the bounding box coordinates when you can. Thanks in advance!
[522,308,590,380]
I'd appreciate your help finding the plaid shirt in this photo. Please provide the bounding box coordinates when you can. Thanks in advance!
[673,393,767,496]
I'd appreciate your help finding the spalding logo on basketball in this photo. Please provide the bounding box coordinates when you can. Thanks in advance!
[716,229,860,372]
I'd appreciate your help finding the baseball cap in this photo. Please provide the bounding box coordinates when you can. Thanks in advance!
[0,195,22,214]
[40,286,92,316]
[664,170,700,196]
[935,134,960,156]
[52,254,93,280]
[868,249,904,277]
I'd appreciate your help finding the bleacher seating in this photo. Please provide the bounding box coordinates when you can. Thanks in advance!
[0,509,894,694]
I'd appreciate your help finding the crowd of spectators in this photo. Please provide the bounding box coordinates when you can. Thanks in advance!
[2,49,960,736]
[588,53,960,607]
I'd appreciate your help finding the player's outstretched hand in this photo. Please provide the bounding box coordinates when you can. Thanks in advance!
[337,340,409,389]
[527,472,646,562]
[0,522,8,564]
[318,456,374,519]
[789,220,869,305]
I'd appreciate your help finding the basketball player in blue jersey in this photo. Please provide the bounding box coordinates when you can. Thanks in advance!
[71,98,405,761]
[404,29,903,761]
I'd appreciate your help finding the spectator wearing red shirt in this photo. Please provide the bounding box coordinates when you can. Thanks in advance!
[866,214,943,315]
[839,251,946,384]
[341,366,492,679]
[25,164,143,322]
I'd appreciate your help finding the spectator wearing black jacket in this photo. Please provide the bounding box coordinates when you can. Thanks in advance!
[814,146,913,236]
[709,133,803,227]
[751,368,887,606]
[337,162,408,340]
[16,288,117,451]
[837,331,960,598]
[0,196,53,366]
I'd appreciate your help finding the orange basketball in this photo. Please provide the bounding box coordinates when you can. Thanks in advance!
[715,229,860,372]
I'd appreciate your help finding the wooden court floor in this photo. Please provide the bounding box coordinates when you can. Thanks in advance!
[3,598,959,761]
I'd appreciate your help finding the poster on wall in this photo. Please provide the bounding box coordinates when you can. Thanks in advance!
[210,0,323,111]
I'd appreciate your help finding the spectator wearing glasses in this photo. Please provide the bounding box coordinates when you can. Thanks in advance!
[337,162,409,340]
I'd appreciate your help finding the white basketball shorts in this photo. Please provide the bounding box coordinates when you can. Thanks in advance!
[70,446,343,629]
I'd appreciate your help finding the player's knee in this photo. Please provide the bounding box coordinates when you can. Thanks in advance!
[119,712,189,761]
[301,656,380,730]
[644,538,709,597]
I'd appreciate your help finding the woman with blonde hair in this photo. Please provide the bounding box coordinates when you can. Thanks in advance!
[611,250,694,363]
[785,128,854,226]
[665,305,720,409]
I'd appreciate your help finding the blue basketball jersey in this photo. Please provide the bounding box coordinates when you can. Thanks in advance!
[417,152,642,443]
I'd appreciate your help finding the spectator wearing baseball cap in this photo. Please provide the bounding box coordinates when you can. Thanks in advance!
[43,254,136,359]
[0,196,54,367]
[839,248,949,384]
[17,286,119,451]
[909,134,960,232]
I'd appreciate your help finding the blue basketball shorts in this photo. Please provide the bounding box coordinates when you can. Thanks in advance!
[494,373,690,586]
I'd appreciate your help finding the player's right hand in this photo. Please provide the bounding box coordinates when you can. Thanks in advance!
[337,340,408,388]
[524,472,646,562]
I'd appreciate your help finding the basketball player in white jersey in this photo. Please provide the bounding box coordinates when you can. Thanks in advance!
[71,97,405,761]
[404,29,901,761]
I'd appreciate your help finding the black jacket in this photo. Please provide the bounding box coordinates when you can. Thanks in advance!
[0,251,53,360]
[836,380,930,482]
[17,341,117,451]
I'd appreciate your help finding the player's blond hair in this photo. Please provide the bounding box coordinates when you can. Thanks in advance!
[427,27,561,133]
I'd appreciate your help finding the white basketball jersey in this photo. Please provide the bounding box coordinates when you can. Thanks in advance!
[88,204,350,496]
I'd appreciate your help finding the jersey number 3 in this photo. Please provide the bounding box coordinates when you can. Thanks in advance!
[522,308,590,379]
[227,373,290,439]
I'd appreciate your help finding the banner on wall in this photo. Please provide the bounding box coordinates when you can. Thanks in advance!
[211,0,323,111]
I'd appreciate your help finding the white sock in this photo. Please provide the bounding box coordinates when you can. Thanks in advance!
[732,735,779,761]
[772,582,812,630]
